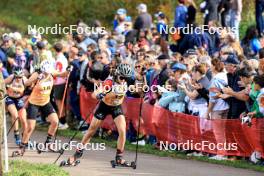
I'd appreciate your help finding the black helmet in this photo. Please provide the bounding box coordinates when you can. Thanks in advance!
[115,63,132,78]
[13,66,23,77]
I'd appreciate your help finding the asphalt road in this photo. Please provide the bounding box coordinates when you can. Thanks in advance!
[6,129,264,176]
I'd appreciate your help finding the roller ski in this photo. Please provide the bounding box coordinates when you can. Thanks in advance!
[110,154,136,169]
[59,149,83,167]
[11,143,26,157]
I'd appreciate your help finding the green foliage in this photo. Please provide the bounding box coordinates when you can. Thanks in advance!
[4,160,69,176]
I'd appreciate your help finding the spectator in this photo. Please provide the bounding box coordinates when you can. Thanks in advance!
[134,3,152,32]
[53,42,69,130]
[159,63,188,113]
[180,64,210,117]
[206,58,229,120]
[201,0,220,25]
[155,12,169,41]
[229,0,243,40]
[241,26,262,59]
[186,0,197,24]
[174,0,188,28]
[223,54,247,119]
[114,8,128,34]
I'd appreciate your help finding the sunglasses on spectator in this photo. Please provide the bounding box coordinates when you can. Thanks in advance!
[119,76,126,80]
[135,65,142,69]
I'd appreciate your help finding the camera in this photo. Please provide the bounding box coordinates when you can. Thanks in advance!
[240,113,252,127]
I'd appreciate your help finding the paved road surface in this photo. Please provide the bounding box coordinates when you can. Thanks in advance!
[7,130,263,176]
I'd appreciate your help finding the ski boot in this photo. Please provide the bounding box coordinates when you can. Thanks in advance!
[14,133,21,146]
[110,151,136,169]
[12,143,26,157]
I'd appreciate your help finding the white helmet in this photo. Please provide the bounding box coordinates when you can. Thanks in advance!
[40,60,54,74]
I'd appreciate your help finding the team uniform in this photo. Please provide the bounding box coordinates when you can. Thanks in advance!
[6,76,26,110]
[27,73,56,120]
[94,78,127,120]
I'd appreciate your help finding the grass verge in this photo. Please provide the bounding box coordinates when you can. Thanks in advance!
[4,160,69,176]
[36,126,264,173]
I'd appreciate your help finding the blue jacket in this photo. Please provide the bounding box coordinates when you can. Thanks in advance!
[159,90,186,113]
[174,4,187,28]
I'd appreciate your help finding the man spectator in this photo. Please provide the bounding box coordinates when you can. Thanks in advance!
[134,3,152,32]
[223,54,246,119]
[229,0,243,40]
[53,42,69,129]
[174,0,188,28]
[201,0,220,25]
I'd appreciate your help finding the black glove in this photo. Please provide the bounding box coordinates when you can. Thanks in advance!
[96,93,105,100]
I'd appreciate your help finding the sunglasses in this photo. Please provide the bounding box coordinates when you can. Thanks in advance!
[135,65,141,68]
[119,76,126,80]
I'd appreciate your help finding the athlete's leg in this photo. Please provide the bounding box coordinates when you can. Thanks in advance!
[66,117,103,164]
[113,115,127,164]
[18,108,27,135]
[7,104,19,133]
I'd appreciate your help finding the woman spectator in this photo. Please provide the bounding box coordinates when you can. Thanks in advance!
[180,64,210,117]
[206,58,229,120]
[159,63,188,113]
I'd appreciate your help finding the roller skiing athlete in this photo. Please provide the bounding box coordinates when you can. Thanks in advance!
[12,60,71,157]
[60,63,135,168]
[4,66,28,146]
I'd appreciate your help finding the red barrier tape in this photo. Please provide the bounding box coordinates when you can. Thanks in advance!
[79,87,264,157]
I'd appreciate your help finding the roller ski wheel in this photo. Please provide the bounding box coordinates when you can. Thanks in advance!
[131,161,137,169]
[110,160,135,168]
[60,159,80,167]
[11,150,24,157]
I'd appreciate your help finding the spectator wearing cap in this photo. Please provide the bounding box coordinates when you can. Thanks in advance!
[114,8,129,35]
[77,49,89,93]
[134,3,152,32]
[223,54,248,119]
[174,0,188,28]
[223,67,256,114]
[158,62,187,113]
[156,54,170,86]
[1,34,16,74]
[155,12,168,41]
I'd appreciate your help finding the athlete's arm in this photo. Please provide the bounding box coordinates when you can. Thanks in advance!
[24,72,38,87]
[4,74,14,84]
